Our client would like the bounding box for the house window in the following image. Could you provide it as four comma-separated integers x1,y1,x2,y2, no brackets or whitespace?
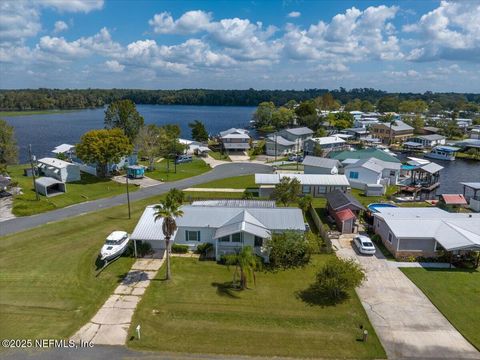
389,170,396,177
254,236,263,247
349,171,359,179
219,235,230,242
302,185,311,194
186,230,200,242
231,233,243,243
388,232,393,243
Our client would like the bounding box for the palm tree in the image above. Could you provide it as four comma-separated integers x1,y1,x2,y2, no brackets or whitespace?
154,196,183,280
380,113,397,145
225,246,260,290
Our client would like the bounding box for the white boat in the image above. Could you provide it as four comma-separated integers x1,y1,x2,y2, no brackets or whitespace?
424,146,460,161
100,231,130,261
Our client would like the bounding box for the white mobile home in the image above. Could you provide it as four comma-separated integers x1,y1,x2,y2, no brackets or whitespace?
37,157,81,182
302,156,342,175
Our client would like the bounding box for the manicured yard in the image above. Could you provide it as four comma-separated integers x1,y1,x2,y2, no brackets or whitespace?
209,151,231,161
144,158,211,182
128,256,385,359
401,268,480,350
7,164,138,216
195,174,256,189
0,202,145,339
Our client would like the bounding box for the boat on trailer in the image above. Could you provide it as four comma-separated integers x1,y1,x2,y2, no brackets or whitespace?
424,146,460,161
100,231,130,261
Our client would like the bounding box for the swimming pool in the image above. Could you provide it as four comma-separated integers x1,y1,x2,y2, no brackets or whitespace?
367,203,398,213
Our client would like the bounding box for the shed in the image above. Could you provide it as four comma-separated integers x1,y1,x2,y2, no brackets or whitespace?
334,208,356,234
35,177,66,197
365,184,385,196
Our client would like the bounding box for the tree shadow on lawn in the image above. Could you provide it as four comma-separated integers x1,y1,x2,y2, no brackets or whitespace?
211,281,242,299
296,284,350,307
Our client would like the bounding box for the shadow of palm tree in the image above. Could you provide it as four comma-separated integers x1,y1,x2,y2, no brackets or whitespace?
296,284,349,307
211,281,241,299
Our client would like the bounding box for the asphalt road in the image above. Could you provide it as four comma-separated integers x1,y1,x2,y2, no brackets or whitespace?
0,163,271,237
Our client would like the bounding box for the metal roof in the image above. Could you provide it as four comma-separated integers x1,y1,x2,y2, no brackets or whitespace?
37,157,72,169
345,157,401,172
403,141,424,148
302,156,340,169
440,194,467,205
284,127,313,136
267,135,296,146
329,148,401,163
35,177,63,187
130,206,168,241
461,182,480,190
213,210,271,239
419,162,443,174
374,207,480,251
325,190,365,211
219,128,249,137
309,136,346,145
391,121,414,131
415,134,446,141
191,200,276,208
52,144,75,154
336,208,356,221
255,173,350,186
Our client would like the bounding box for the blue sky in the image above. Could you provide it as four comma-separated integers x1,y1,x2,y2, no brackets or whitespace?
0,0,479,92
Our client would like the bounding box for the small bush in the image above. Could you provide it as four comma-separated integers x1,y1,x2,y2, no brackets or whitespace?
171,244,189,254
196,242,214,256
266,231,311,269
124,240,153,258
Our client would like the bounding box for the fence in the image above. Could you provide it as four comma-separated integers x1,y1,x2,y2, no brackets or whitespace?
308,206,333,252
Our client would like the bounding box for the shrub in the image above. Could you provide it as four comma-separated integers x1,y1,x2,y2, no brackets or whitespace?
124,240,153,258
266,231,311,269
171,244,189,254
195,242,214,256
313,257,365,303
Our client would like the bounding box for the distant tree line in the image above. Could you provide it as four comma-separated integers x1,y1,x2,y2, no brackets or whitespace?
0,88,479,111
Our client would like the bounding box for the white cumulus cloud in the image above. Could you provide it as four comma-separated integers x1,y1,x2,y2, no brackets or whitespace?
105,60,125,72
53,20,68,33
287,11,301,18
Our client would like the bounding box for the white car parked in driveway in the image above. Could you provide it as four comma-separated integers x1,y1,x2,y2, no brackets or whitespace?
353,235,376,255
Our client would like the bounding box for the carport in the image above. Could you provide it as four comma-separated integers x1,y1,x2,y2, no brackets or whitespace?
35,177,66,197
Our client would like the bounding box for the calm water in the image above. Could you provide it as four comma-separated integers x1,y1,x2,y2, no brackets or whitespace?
3,105,255,163
4,105,479,194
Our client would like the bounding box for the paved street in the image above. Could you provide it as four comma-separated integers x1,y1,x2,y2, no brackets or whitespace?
333,236,480,360
0,163,271,237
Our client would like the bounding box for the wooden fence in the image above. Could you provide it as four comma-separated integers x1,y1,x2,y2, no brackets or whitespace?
308,206,333,252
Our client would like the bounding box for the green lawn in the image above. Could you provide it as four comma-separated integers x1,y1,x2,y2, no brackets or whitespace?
8,164,138,217
401,268,480,350
128,256,385,359
144,158,211,182
195,174,256,189
209,151,231,161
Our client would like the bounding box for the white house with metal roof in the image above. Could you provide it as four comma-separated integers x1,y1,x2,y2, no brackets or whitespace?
407,134,446,148
130,200,306,261
219,128,250,152
255,173,350,197
303,136,348,156
265,127,313,156
344,157,401,192
37,157,81,183
373,207,480,258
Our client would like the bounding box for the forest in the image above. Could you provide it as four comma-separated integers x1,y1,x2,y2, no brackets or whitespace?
0,88,479,111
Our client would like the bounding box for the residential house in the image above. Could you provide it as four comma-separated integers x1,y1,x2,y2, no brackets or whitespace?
302,156,342,175
37,157,81,183
130,200,306,261
469,128,480,140
344,157,401,192
329,148,401,165
255,173,350,198
303,136,348,156
219,128,251,152
370,121,414,144
407,135,446,148
265,135,296,156
373,207,480,259
340,128,370,140
325,190,365,233
419,126,440,135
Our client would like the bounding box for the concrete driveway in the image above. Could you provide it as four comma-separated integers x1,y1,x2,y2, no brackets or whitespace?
334,236,480,360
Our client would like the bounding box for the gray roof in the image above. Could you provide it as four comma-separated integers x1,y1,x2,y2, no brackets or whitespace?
302,156,341,169
255,173,350,186
345,157,401,172
414,134,446,141
219,128,249,137
423,126,440,132
35,177,63,186
284,127,314,136
419,162,443,174
391,121,414,131
131,204,305,241
374,207,480,251
344,128,369,134
267,135,295,146
191,200,276,208
461,182,480,190
325,190,365,211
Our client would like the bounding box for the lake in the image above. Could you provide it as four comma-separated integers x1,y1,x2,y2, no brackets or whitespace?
3,105,256,163
3,104,479,194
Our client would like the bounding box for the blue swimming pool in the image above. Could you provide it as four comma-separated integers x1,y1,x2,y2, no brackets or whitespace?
367,203,398,213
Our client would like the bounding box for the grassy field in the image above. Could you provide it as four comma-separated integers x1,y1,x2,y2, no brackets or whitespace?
7,164,137,216
401,268,480,350
0,110,76,117
195,174,256,189
144,158,211,182
0,201,148,339
128,256,385,358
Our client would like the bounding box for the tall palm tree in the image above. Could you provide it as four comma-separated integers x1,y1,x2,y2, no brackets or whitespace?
225,246,260,290
380,113,397,145
154,197,183,280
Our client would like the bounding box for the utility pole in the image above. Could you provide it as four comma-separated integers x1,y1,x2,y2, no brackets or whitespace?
126,174,131,219
29,144,39,201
